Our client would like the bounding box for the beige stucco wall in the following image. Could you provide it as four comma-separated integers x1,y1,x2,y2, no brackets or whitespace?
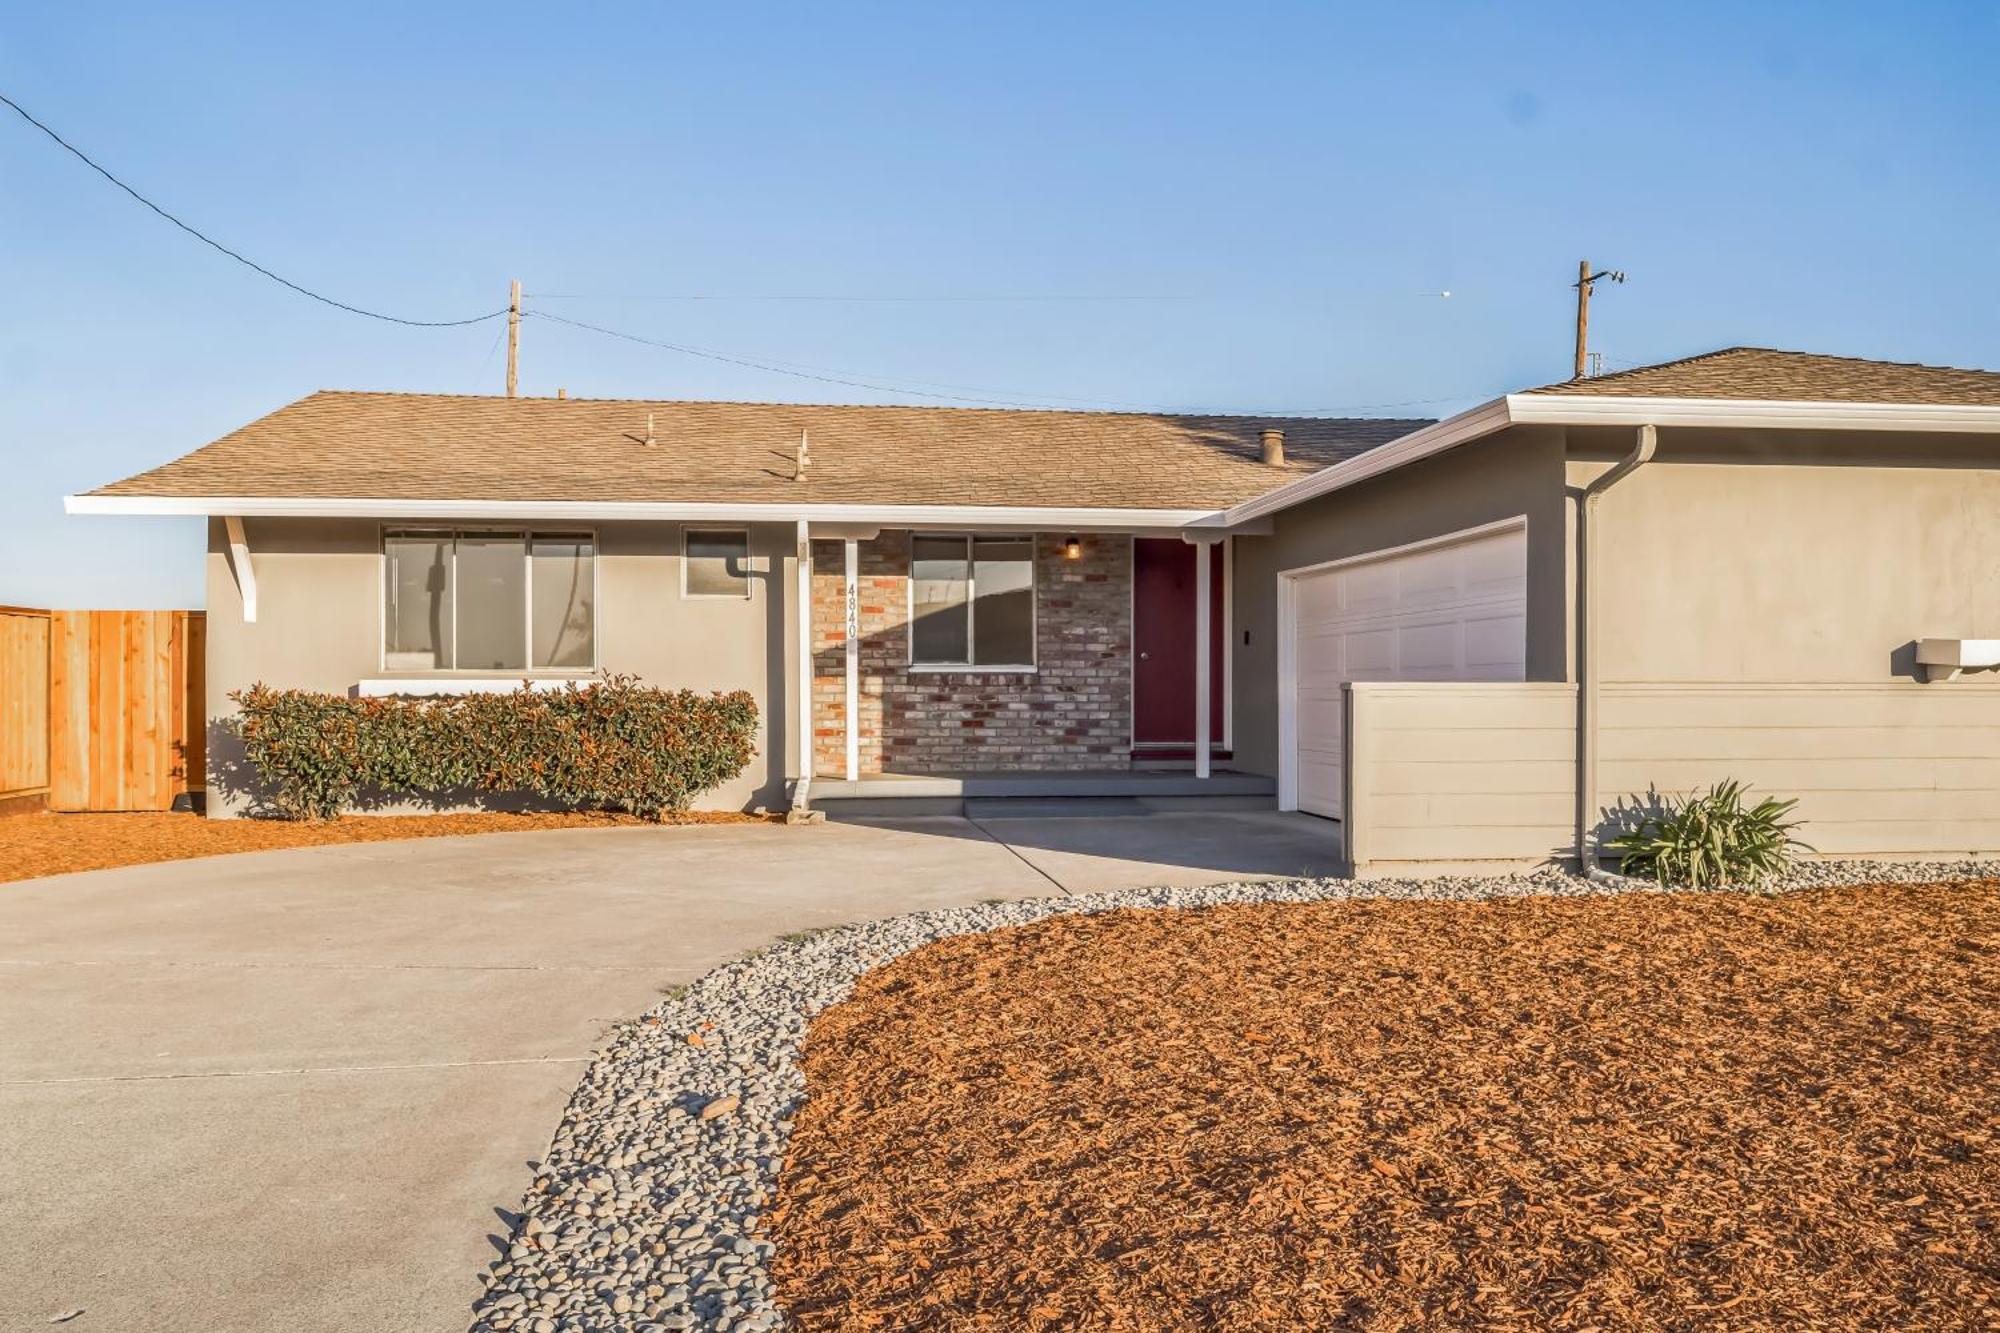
1573,446,2000,684
203,518,799,816
1230,427,1572,779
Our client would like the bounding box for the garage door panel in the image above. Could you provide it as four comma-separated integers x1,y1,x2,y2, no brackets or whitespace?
1393,545,1462,603
1342,627,1397,674
1296,757,1344,818
1467,559,1528,598
1289,526,1528,821
1295,693,1346,749
1295,575,1347,620
1340,559,1399,613
1394,621,1462,674
1464,612,1528,673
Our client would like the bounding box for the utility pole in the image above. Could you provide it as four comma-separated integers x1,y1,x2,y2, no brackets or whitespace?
1572,260,1625,379
506,279,522,397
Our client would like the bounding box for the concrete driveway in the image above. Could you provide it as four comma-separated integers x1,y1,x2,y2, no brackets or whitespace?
1,809,1340,1333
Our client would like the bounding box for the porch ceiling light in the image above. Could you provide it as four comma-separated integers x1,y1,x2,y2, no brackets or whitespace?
1062,534,1083,560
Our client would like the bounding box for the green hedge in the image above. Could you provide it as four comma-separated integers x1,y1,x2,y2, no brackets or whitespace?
228,677,759,821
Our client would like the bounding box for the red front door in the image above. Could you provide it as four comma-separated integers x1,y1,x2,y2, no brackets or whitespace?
1132,538,1225,748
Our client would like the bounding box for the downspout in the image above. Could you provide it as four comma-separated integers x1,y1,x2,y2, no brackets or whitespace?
1576,423,1657,878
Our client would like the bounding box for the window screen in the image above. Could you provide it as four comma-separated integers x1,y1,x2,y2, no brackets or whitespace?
911,536,972,664
454,533,527,669
384,531,453,670
970,537,1034,666
686,530,751,597
531,534,595,669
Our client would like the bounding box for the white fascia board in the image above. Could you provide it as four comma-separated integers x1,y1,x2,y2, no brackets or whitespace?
1221,396,1514,526
1506,394,2000,434
62,493,1223,531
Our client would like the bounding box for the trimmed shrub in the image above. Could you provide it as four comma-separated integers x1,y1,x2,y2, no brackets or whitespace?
1604,780,1811,888
229,676,758,821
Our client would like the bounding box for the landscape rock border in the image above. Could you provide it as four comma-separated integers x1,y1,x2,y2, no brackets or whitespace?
466,859,1998,1333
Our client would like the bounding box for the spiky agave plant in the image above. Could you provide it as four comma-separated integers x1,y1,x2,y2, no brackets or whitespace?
1604,780,1810,888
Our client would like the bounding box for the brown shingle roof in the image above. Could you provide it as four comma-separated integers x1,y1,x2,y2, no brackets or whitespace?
1526,347,2000,405
88,392,1426,510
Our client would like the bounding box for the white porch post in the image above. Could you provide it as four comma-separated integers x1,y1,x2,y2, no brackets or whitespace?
843,537,860,781
1193,536,1213,780
793,519,814,813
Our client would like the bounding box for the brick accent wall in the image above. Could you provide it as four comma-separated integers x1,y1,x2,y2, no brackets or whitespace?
811,532,1132,775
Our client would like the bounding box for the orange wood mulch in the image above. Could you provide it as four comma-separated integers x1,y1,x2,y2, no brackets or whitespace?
770,882,2000,1331
0,808,773,885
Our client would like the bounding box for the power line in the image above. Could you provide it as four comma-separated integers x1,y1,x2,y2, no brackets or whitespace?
529,310,1466,416
528,310,1138,409
0,89,508,328
526,292,1196,303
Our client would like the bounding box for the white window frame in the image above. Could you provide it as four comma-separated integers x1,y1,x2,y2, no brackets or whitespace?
379,525,599,675
680,527,754,600
906,533,1039,673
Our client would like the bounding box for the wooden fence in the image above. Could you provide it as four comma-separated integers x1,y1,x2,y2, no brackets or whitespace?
0,608,205,813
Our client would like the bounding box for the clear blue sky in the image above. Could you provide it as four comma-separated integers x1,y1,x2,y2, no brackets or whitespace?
3,2,1994,608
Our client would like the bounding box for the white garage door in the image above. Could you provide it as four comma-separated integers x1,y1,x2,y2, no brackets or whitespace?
1290,525,1528,818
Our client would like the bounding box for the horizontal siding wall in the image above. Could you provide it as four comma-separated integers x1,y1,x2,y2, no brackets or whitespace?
1346,681,2000,872
1347,683,1576,868
1599,685,2000,859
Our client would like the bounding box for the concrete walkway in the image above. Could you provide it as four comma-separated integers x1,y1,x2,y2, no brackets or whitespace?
1,810,1341,1333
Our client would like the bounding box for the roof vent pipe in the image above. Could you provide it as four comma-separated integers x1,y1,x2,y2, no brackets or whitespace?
644,413,656,447
1260,427,1286,466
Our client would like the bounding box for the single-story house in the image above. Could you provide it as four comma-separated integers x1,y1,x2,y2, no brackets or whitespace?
69,347,2000,873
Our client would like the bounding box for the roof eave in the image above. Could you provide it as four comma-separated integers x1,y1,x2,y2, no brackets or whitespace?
1221,393,2000,526
61,493,1230,531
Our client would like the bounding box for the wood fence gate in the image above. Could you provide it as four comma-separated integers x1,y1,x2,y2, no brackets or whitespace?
0,608,205,813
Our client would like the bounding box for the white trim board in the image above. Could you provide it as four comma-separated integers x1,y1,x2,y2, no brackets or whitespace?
68,493,1224,530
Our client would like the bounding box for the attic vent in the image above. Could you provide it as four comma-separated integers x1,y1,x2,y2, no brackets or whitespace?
1260,427,1285,466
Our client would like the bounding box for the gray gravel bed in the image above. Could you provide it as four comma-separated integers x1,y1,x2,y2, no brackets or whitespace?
466,858,1997,1332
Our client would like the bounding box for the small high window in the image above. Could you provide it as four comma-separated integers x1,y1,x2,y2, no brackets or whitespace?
910,535,1035,668
383,529,594,671
684,530,752,598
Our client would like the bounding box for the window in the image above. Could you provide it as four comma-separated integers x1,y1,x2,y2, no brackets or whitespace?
684,529,751,597
384,531,453,670
910,535,1035,668
530,534,596,668
383,529,594,671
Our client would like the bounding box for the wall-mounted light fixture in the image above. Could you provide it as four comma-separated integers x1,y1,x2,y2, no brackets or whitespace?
1062,535,1083,561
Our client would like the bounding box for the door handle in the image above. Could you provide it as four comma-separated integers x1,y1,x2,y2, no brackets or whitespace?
1139,651,1150,660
